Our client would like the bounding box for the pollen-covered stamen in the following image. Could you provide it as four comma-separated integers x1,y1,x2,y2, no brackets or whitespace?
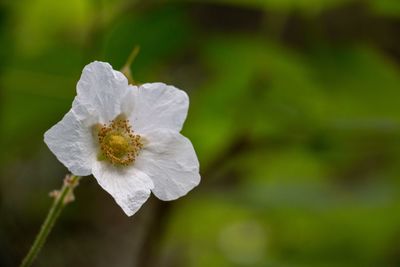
97,117,142,166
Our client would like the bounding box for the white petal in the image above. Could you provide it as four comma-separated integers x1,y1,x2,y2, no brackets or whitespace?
135,130,200,201
44,106,96,176
76,61,132,123
92,161,154,216
128,83,189,133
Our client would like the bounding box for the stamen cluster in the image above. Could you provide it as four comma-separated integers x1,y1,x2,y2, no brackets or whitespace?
98,117,142,166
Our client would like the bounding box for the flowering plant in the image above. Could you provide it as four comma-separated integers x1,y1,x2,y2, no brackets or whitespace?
20,60,200,267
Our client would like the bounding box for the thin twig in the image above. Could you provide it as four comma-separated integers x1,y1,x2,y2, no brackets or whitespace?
19,174,81,267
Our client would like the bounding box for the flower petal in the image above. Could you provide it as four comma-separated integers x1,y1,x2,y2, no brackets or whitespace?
129,83,189,133
135,130,200,201
76,61,131,123
92,162,154,216
44,107,96,176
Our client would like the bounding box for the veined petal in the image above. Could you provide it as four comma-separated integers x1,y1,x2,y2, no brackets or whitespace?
76,61,131,123
44,108,97,176
135,130,200,201
92,162,154,216
129,83,189,133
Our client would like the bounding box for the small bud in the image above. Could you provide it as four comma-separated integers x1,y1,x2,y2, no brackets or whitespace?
49,190,60,198
64,174,79,188
63,192,75,204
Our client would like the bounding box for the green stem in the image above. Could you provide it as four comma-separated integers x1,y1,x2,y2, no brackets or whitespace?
121,45,140,84
20,175,81,267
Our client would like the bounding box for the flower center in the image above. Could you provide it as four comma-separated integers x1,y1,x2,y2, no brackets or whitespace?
97,116,142,166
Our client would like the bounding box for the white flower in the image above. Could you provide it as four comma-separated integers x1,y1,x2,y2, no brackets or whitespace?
44,61,200,216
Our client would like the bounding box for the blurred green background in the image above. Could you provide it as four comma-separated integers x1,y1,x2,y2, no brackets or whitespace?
1,0,400,266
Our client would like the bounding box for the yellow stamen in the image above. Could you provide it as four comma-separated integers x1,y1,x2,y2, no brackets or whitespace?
97,116,142,166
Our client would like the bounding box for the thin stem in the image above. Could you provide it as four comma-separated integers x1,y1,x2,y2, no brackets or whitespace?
20,174,81,267
121,45,140,84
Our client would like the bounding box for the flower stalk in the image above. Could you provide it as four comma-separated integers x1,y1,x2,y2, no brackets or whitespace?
20,174,81,267
121,45,140,84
